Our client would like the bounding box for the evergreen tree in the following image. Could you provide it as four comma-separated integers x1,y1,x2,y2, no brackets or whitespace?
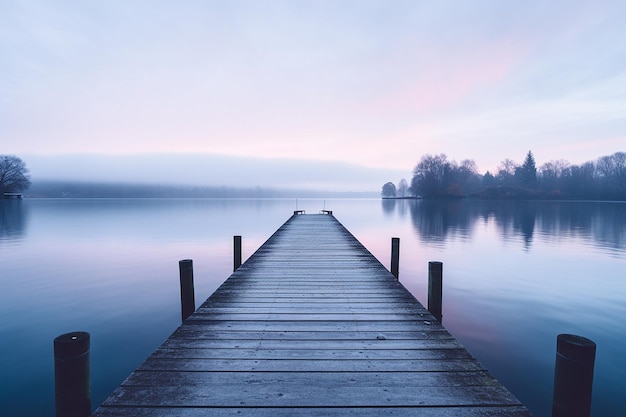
516,151,538,188
482,171,496,187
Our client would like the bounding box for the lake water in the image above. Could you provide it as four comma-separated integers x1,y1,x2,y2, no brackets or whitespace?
1,198,625,416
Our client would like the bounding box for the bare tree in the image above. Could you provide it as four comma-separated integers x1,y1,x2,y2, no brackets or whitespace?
397,179,408,197
539,159,570,191
0,155,31,194
496,158,518,186
410,154,450,197
596,152,626,198
381,182,397,198
457,159,481,193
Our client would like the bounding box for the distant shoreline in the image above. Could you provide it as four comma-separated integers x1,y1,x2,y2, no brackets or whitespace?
381,196,626,202
23,180,378,199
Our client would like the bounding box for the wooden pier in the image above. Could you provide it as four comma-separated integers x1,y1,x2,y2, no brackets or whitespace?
92,213,532,416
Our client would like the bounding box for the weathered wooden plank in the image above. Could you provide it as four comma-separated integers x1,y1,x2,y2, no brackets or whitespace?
167,328,454,342
137,357,486,372
203,295,415,302
102,384,520,407
206,284,412,291
207,290,411,296
214,281,405,289
210,291,407,296
160,337,462,350
149,347,473,360
186,313,434,322
202,296,416,303
160,333,461,346
120,370,497,387
171,320,443,332
93,214,531,416
93,406,533,417
196,303,425,310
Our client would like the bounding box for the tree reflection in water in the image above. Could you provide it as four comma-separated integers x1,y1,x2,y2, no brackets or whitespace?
0,200,28,241
395,199,626,253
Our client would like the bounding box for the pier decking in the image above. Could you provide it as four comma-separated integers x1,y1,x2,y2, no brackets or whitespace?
93,213,531,416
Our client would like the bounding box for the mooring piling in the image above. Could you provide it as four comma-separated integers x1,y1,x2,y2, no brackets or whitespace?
428,261,443,323
390,237,400,279
178,259,195,322
54,331,91,417
552,333,596,417
233,235,242,271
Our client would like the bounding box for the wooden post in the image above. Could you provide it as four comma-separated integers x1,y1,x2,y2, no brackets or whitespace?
54,331,91,417
552,334,596,417
428,261,443,322
234,235,242,271
179,259,195,322
390,237,400,279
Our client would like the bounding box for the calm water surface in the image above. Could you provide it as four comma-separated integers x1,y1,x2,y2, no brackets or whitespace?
1,198,625,416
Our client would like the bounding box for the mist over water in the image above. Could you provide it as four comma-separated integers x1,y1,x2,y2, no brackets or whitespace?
23,153,407,192
1,198,624,416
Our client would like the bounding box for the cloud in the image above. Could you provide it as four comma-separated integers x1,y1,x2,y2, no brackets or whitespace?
2,0,626,181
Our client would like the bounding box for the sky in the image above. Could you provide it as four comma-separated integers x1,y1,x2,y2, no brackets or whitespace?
1,0,626,191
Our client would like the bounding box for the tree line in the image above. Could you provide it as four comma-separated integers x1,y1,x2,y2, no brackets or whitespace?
382,150,626,200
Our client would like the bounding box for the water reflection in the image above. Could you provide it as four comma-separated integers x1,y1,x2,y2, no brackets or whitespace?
390,200,626,252
1,198,624,416
380,199,626,416
0,201,28,241
407,200,473,244
381,198,396,216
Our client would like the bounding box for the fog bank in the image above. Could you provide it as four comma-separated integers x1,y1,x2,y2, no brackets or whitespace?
24,153,408,193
